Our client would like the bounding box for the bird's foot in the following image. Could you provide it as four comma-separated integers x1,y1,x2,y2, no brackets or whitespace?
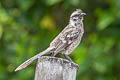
70,61,80,70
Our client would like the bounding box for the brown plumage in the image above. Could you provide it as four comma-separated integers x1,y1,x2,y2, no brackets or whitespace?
15,9,86,71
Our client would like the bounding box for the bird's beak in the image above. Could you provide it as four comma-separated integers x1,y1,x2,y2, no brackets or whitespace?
81,13,86,16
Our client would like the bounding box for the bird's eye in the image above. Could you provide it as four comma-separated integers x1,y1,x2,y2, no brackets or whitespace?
73,19,77,21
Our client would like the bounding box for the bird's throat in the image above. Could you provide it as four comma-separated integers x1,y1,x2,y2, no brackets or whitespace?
70,20,82,27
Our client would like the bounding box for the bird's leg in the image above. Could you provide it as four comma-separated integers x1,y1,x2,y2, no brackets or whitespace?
63,54,79,69
51,51,58,57
51,52,55,57
63,54,73,62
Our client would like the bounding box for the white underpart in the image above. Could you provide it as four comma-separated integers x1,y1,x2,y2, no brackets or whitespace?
70,20,76,26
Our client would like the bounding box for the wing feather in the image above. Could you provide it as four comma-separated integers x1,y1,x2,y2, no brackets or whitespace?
50,25,80,53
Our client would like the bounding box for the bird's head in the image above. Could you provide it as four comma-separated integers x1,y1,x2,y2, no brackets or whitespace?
70,9,86,26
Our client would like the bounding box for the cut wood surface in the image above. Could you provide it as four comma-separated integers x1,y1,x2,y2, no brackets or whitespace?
34,56,78,80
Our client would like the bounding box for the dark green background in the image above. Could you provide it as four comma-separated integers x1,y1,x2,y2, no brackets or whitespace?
0,0,120,80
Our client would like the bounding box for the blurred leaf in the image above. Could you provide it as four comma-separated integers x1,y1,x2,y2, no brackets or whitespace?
40,15,56,30
17,0,34,11
7,64,15,72
89,33,97,44
104,38,114,53
0,9,9,23
69,0,80,6
114,0,120,8
97,13,114,30
44,0,62,6
72,45,87,63
94,62,106,73
95,9,114,30
0,25,3,39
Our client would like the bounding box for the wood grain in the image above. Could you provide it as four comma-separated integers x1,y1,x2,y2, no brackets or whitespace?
34,56,78,80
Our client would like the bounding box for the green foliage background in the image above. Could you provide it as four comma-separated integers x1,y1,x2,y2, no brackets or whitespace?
0,0,120,80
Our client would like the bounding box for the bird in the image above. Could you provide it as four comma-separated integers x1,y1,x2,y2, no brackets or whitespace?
15,9,86,71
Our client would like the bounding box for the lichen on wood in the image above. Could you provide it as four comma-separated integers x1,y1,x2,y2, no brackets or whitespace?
34,56,78,80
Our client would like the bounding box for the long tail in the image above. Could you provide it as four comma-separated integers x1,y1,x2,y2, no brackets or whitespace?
15,47,54,72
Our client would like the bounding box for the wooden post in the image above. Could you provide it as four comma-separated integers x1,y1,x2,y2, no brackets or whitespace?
34,56,78,80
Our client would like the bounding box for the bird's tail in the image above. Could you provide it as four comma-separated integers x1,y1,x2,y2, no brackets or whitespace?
15,47,54,72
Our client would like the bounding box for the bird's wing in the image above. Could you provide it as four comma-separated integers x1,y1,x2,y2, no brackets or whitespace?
50,25,70,47
65,29,80,45
50,25,75,46
50,26,80,52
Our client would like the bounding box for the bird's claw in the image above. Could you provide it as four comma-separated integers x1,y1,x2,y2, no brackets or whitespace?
70,61,80,70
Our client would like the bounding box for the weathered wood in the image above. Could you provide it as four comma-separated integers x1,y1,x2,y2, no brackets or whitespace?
34,56,78,80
